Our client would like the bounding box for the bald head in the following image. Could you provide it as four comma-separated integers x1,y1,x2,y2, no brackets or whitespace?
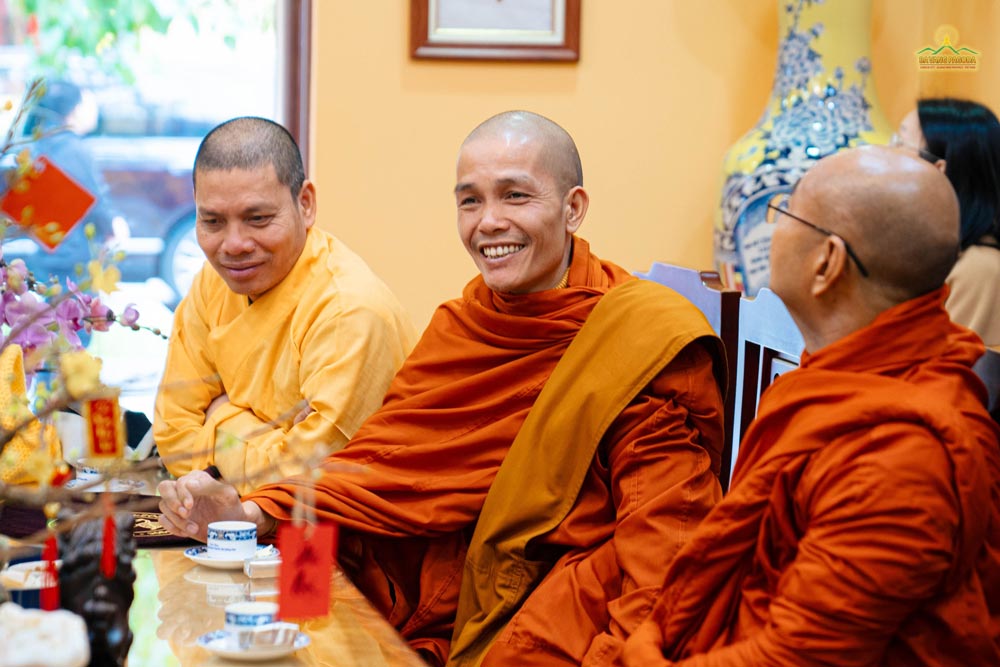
794,145,959,303
462,111,582,194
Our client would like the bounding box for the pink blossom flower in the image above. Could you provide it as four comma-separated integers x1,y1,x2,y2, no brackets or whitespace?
0,290,14,325
6,259,29,295
11,320,56,350
121,303,139,327
87,297,114,332
5,291,52,328
4,292,56,350
55,297,86,346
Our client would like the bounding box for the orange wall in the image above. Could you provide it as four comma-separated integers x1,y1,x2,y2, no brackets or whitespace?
311,1,1000,329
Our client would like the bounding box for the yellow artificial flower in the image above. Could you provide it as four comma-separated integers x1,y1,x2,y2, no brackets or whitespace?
87,260,120,294
59,350,104,399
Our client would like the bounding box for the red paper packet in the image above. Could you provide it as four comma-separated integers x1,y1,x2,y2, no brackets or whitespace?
83,395,124,459
277,522,338,620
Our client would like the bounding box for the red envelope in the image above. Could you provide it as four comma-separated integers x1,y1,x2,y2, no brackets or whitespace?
84,395,124,458
277,522,338,620
1,156,95,251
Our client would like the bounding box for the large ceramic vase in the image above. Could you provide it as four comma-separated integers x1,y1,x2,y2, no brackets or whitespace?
715,0,891,294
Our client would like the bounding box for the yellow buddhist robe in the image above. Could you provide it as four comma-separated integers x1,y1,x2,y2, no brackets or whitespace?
153,227,416,493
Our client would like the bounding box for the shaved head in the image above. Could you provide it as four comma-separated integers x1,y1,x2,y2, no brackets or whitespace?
462,111,582,194
195,117,305,199
793,145,959,303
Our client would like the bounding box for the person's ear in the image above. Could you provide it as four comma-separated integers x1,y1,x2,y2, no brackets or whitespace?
298,180,317,229
564,186,588,234
810,235,850,296
934,158,947,173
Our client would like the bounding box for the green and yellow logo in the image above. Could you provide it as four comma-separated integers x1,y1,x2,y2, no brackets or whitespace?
917,25,979,71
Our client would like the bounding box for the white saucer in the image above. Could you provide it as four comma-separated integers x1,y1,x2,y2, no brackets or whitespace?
196,629,310,662
184,566,245,586
183,545,279,571
63,477,148,493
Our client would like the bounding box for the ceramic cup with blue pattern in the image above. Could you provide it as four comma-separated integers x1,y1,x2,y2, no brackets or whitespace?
207,520,257,560
224,601,278,639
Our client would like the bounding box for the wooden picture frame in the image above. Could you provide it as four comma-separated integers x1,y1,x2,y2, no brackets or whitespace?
410,0,580,62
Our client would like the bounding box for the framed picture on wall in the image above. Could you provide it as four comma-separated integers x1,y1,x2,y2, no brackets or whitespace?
410,0,581,61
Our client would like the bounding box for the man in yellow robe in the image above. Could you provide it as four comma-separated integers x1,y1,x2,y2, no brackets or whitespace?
154,117,415,493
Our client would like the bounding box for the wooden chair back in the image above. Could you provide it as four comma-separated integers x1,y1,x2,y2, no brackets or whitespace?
728,288,804,487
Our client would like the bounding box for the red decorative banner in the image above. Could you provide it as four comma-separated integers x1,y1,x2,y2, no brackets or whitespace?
0,156,95,251
277,522,337,620
101,495,116,579
40,534,59,611
84,396,124,459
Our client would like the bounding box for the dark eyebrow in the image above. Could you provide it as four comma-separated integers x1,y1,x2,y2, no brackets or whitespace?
197,204,276,218
454,175,536,196
242,206,276,215
496,176,533,189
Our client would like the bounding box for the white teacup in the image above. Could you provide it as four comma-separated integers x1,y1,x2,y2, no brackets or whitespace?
75,465,102,485
224,601,278,636
207,521,257,560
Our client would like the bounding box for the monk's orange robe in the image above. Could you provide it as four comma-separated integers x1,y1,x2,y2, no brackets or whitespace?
246,238,726,665
606,288,1000,667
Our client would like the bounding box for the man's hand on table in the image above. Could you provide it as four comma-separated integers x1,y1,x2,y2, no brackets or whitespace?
157,470,276,541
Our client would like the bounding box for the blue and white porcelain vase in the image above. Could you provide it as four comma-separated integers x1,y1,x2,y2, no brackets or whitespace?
714,0,892,294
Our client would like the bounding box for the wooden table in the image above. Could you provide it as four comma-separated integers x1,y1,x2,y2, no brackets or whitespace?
128,548,427,666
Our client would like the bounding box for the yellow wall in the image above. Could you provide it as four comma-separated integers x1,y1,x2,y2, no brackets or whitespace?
311,1,1000,329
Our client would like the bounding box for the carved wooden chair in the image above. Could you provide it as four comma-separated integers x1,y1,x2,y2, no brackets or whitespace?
728,288,804,488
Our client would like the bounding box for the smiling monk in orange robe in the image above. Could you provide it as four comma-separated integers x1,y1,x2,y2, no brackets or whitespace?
598,146,1000,667
157,111,728,666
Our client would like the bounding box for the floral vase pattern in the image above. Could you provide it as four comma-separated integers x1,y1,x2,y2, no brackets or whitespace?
715,0,891,294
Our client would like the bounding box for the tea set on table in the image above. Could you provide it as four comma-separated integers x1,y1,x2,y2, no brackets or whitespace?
185,520,310,661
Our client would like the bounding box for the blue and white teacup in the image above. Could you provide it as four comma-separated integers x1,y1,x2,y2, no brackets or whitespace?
207,521,257,560
224,601,278,644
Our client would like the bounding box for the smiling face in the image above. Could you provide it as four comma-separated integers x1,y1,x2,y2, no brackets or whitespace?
455,133,586,293
194,164,315,300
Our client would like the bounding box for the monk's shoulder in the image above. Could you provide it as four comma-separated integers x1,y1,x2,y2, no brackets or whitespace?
799,421,957,512
294,232,411,330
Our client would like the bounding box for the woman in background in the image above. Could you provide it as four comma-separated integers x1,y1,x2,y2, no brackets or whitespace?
895,98,1000,347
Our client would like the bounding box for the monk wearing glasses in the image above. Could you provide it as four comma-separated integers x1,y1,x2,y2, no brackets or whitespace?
600,145,1000,667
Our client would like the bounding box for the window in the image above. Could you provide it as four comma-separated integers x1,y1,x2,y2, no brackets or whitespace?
0,0,311,417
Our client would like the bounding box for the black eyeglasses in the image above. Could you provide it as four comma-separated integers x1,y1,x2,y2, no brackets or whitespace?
765,194,870,278
889,133,942,164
